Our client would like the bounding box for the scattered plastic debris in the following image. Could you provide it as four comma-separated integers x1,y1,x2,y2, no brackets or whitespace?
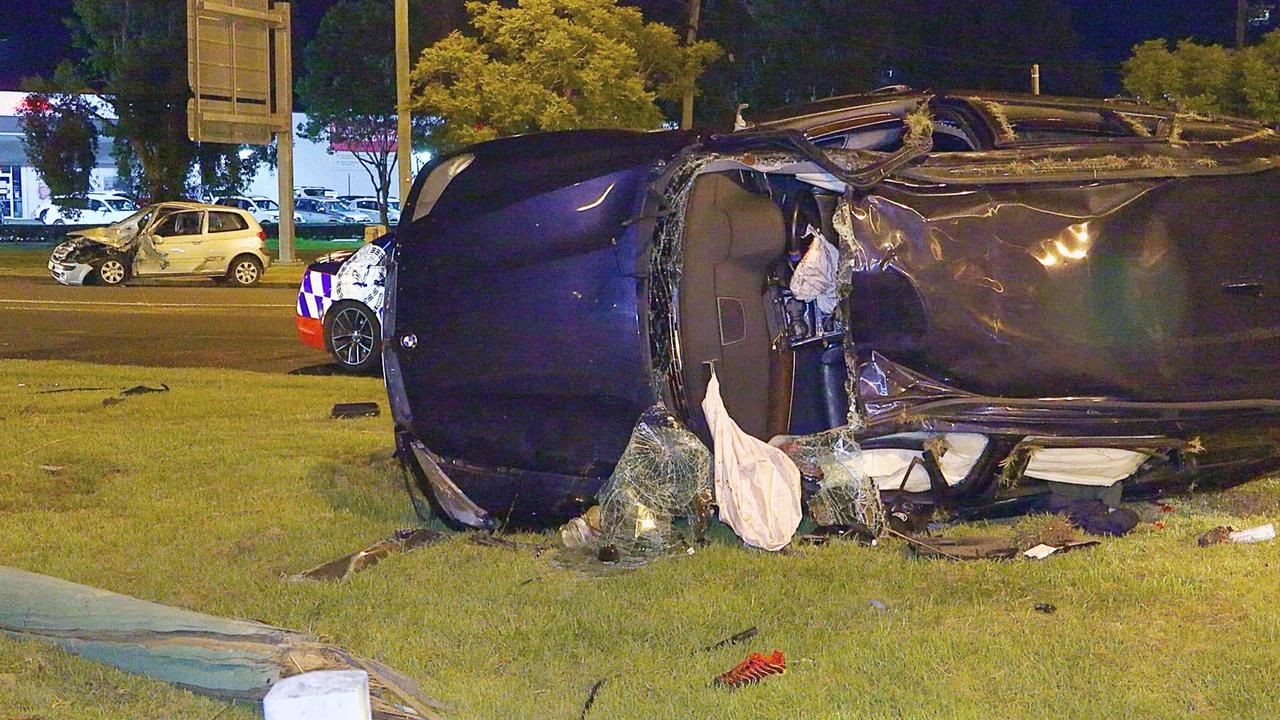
38,465,64,474
712,650,786,688
1035,603,1057,614
1228,523,1276,544
331,402,380,419
1023,540,1100,560
702,627,759,652
288,528,444,582
868,599,888,611
1199,523,1276,546
559,506,602,549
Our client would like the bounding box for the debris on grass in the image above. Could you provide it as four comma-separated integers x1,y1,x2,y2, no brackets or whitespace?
1200,523,1276,546
0,566,449,719
331,402,380,419
287,528,445,582
122,384,170,396
579,678,607,720
467,534,550,555
712,650,786,689
868,599,888,611
1035,603,1057,614
702,627,759,653
908,535,1021,560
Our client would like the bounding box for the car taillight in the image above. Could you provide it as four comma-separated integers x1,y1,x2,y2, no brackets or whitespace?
257,230,267,241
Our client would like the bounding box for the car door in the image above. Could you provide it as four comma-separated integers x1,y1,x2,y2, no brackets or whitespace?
204,210,251,272
141,210,207,274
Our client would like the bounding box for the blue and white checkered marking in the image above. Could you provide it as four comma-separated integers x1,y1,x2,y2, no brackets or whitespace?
297,270,335,320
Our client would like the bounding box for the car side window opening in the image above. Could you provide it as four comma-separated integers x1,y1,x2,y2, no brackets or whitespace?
208,211,248,233
153,211,203,237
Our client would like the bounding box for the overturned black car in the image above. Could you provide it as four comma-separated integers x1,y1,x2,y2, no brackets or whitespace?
381,88,1280,528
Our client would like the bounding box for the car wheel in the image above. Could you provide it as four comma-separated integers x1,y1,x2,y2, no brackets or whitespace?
96,258,127,286
227,255,263,287
324,301,381,372
53,218,65,226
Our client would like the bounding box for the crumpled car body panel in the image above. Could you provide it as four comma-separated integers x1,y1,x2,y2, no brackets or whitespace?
385,92,1280,525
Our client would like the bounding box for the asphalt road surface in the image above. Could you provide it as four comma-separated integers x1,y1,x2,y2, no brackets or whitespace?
0,276,335,373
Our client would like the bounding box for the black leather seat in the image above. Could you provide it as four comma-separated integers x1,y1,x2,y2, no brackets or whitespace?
679,173,786,439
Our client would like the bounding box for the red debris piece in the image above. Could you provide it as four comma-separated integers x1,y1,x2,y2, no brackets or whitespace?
712,650,786,688
1154,521,1166,529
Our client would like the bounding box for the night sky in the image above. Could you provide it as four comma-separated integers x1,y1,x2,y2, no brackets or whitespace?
0,0,1248,93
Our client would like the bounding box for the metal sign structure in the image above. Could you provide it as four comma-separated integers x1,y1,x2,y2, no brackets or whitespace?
187,0,298,263
187,0,290,144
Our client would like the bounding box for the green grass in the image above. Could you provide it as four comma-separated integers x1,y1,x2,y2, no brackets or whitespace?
4,359,1280,719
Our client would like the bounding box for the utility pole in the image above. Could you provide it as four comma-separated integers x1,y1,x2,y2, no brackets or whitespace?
395,0,413,206
680,0,701,130
276,5,296,264
1236,0,1247,49
1031,64,1040,95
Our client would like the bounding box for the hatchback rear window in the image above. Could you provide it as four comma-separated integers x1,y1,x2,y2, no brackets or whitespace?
208,211,249,233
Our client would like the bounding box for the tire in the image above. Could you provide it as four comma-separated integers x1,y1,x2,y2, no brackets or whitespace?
95,258,128,286
226,255,263,287
324,301,381,372
53,218,65,226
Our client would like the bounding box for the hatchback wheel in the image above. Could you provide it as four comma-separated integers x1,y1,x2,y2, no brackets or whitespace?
227,256,263,287
96,258,127,285
324,301,381,372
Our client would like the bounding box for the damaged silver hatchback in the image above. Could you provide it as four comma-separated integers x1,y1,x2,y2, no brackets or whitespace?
48,202,271,287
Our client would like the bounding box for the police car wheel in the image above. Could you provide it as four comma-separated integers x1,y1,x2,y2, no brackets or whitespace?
96,259,127,286
325,301,381,372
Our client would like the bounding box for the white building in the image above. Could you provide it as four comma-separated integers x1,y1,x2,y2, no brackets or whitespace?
0,91,428,220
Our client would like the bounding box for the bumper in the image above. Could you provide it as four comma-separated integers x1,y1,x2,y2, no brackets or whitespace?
48,260,93,286
295,315,325,351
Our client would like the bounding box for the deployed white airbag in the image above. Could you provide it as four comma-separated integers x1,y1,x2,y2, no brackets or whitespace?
1024,447,1149,486
857,433,989,492
702,370,802,551
789,228,841,314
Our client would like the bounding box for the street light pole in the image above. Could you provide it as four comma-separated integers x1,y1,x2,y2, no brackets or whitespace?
395,0,412,205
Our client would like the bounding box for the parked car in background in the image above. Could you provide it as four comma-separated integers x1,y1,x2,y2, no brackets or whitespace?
294,197,366,224
36,192,138,225
336,196,401,224
213,195,281,224
296,186,336,198
294,237,391,371
48,202,270,286
381,88,1280,529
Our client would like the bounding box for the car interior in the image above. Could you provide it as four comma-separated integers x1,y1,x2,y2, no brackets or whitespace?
676,105,986,443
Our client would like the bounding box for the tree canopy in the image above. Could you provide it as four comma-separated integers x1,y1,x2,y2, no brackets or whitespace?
410,0,721,149
1123,29,1280,122
20,0,262,204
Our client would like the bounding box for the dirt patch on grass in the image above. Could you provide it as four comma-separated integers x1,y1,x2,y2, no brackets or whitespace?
0,462,116,513
306,451,417,524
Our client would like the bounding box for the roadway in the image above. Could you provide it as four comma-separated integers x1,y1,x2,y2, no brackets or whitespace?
0,275,336,373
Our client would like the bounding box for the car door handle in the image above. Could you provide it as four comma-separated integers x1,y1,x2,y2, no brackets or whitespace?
1220,279,1265,297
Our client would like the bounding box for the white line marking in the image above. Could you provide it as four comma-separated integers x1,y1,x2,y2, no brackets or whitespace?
0,298,293,309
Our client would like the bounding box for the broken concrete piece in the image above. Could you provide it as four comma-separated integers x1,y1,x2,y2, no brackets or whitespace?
0,566,446,719
288,528,444,582
264,670,372,720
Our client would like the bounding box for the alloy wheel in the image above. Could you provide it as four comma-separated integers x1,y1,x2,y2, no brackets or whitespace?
233,261,259,285
99,260,126,285
330,307,376,367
